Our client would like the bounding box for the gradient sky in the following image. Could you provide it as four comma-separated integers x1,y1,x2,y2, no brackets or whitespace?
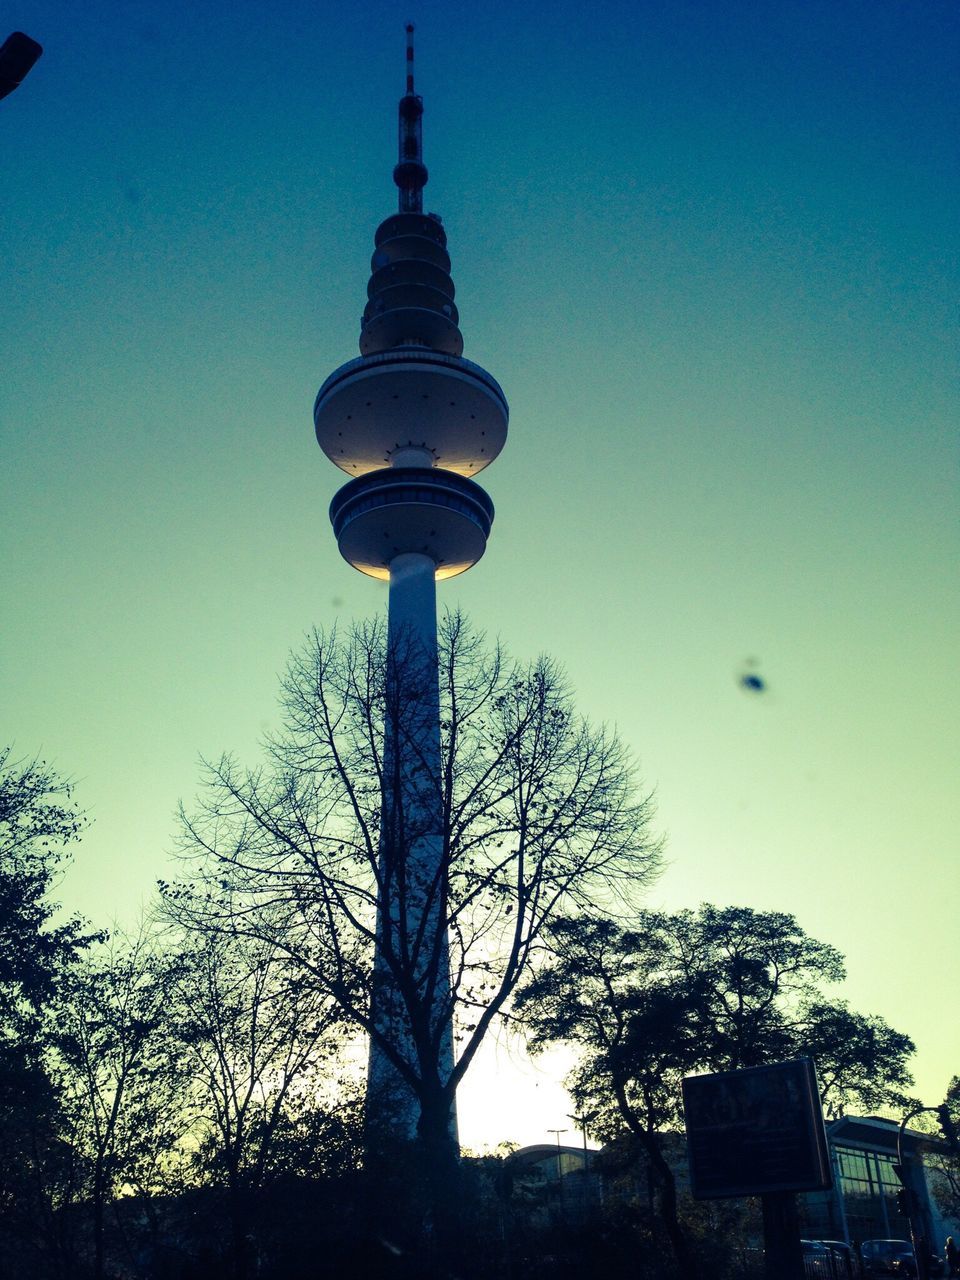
2,0,957,1150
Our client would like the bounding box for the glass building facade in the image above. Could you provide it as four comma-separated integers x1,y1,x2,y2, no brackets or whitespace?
799,1117,943,1252
833,1145,912,1244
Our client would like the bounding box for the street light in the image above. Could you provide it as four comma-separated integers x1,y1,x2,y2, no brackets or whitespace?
547,1127,568,1184
568,1111,595,1186
0,32,43,102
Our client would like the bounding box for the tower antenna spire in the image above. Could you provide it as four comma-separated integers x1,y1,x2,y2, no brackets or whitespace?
394,22,426,213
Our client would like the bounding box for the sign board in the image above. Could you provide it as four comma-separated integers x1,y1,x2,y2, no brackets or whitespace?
682,1058,832,1199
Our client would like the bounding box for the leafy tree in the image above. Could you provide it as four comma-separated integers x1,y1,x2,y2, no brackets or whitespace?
166,614,661,1234
928,1076,960,1225
0,1038,81,1280
515,906,916,1280
0,749,92,1040
515,914,703,1277
797,999,917,1119
0,750,96,1278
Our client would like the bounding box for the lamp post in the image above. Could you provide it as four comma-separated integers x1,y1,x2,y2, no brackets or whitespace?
568,1111,596,1208
568,1112,592,1175
547,1128,568,1198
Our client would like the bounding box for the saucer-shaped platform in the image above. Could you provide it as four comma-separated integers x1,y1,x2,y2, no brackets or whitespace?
315,350,508,477
330,467,494,579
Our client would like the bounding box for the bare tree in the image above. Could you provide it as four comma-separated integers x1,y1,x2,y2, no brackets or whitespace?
163,926,352,1280
53,925,184,1280
167,613,661,1197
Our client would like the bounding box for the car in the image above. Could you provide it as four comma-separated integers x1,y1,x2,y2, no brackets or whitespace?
860,1240,946,1278
860,1239,917,1276
821,1240,857,1277
802,1239,835,1277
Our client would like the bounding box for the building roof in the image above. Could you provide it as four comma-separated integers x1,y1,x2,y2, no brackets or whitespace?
826,1116,948,1157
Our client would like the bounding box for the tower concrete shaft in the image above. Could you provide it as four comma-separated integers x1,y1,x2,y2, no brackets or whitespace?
368,552,455,1141
314,28,507,1146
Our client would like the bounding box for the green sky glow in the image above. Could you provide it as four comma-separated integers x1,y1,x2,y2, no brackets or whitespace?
2,0,957,1147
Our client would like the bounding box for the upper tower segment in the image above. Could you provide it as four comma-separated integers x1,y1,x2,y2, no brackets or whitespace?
362,25,460,359
315,29,508,578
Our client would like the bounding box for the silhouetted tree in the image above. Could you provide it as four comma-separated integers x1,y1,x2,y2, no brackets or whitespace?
167,614,661,1244
0,749,93,1037
928,1076,960,1226
515,906,916,1280
516,914,704,1278
0,750,97,1278
53,925,185,1280
162,925,354,1280
798,998,917,1119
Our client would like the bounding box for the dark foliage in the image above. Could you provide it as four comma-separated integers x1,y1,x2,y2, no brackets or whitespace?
514,905,916,1280
0,749,94,1033
0,750,97,1278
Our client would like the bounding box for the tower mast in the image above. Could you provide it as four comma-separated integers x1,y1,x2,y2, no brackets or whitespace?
395,23,426,215
314,29,508,1149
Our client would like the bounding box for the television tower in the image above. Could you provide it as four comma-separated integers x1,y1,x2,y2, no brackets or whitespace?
314,26,508,1144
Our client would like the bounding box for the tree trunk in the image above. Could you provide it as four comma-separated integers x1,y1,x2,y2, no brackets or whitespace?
92,1153,106,1280
416,1091,463,1274
645,1137,701,1280
227,1172,250,1280
613,1078,700,1280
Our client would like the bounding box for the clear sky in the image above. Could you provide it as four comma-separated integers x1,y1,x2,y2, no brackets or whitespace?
2,0,957,1151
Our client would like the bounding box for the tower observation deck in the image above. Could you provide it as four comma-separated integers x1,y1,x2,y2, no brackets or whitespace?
314,27,508,1147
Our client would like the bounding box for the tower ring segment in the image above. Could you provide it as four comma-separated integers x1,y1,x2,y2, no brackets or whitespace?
329,467,494,580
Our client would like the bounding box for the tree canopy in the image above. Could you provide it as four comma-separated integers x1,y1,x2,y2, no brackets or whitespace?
515,905,916,1280
0,749,94,1037
928,1075,960,1226
0,751,100,1277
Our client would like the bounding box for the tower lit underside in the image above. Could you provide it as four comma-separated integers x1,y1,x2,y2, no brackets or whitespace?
314,28,508,1145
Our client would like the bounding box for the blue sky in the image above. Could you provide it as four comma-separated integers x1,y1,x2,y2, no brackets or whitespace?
2,0,957,1146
